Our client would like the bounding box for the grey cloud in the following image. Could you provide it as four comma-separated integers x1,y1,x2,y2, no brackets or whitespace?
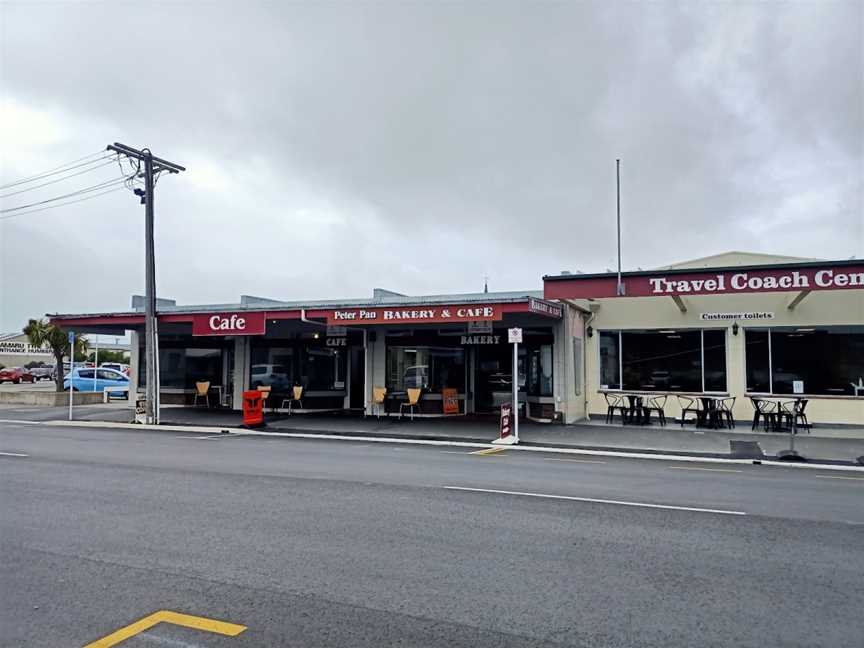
1,1,861,330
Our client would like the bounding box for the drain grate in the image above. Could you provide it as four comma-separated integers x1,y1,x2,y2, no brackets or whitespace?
730,440,766,459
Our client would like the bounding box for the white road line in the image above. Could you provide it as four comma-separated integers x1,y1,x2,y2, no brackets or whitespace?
0,451,29,457
815,475,864,481
443,486,747,516
543,457,607,464
669,466,742,473
440,450,470,454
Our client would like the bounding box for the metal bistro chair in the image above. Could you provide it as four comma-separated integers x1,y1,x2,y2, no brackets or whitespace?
778,399,810,433
281,386,304,415
750,397,777,432
644,395,668,426
603,392,627,424
676,395,701,427
399,388,422,421
719,397,736,429
193,381,210,408
367,386,387,420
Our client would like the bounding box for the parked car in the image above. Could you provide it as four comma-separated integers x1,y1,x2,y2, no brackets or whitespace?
100,362,131,376
63,367,130,396
250,364,290,390
0,367,35,384
29,366,53,381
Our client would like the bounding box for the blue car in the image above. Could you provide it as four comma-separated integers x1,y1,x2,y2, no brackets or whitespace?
63,367,130,396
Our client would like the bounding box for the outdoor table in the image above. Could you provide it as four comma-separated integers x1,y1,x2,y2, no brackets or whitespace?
622,394,649,425
696,396,725,429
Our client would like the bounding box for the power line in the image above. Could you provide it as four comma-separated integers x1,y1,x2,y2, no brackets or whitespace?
0,156,119,199
0,151,109,190
0,176,129,214
0,186,126,221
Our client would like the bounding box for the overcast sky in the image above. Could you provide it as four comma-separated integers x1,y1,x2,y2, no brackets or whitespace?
1,0,861,331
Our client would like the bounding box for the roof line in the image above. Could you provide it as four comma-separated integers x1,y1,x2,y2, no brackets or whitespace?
544,258,862,281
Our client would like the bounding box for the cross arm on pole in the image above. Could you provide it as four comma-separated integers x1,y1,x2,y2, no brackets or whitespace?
107,143,185,174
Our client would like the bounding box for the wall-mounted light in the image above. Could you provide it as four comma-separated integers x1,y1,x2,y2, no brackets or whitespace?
732,322,739,336
587,325,594,338
313,332,320,339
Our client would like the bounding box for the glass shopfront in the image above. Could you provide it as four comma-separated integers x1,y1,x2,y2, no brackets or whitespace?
138,337,228,390
385,329,554,415
745,326,864,395
599,329,727,392
249,337,346,397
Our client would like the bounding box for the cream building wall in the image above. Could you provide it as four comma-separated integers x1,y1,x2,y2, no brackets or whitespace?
579,288,864,425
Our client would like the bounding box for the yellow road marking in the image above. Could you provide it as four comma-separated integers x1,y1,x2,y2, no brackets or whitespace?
83,610,246,647
543,457,607,464
470,447,507,456
815,475,864,481
669,466,742,473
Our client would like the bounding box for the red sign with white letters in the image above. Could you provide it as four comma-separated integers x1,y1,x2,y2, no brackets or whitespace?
544,264,864,300
326,304,503,326
192,312,267,336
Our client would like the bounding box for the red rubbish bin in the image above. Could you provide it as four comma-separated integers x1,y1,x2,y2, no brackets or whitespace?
242,390,264,427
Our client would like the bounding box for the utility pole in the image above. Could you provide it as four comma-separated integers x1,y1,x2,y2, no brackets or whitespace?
616,158,624,296
107,142,185,425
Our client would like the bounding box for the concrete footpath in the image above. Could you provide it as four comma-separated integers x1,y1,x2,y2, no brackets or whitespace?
2,403,863,465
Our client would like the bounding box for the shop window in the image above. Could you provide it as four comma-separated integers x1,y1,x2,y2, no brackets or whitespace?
527,345,553,396
300,347,346,391
250,346,294,391
387,346,465,392
599,329,727,392
745,326,864,396
140,346,223,389
599,332,620,389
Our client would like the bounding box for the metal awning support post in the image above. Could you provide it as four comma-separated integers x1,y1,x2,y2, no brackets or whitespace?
787,290,811,311
671,295,688,313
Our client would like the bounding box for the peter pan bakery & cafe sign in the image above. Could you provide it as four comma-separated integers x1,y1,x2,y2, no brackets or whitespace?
328,305,502,325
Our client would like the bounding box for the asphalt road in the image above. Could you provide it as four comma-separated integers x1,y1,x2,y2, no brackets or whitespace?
1,422,863,647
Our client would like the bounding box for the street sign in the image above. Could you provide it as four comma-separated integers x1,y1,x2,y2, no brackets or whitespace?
68,331,75,344
508,328,523,344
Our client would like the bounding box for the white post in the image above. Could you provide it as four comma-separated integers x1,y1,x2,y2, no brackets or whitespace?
513,339,519,443
93,336,99,392
68,331,74,421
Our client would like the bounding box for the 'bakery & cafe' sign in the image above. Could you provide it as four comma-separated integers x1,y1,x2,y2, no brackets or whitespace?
327,305,503,326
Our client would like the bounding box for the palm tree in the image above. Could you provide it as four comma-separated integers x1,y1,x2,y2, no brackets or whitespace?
23,319,89,392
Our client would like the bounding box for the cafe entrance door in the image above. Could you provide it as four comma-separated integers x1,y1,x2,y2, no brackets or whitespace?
475,343,525,413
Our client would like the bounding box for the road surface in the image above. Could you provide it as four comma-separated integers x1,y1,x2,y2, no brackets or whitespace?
1,421,862,647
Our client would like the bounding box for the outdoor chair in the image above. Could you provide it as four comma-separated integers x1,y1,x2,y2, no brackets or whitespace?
193,381,210,408
719,397,736,428
256,384,272,413
281,386,304,414
644,395,668,426
399,388,422,421
367,386,387,420
603,392,627,424
676,395,701,427
778,399,810,433
750,397,777,431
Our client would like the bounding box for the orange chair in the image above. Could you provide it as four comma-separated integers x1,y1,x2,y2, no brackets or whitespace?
256,384,271,412
367,387,387,419
193,381,210,408
399,388,422,421
281,385,304,414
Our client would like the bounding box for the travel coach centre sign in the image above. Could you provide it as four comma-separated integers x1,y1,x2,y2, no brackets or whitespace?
328,305,503,325
544,263,864,300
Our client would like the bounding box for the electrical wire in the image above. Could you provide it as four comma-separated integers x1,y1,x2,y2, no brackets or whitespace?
0,156,119,199
0,176,130,214
0,151,110,190
0,186,126,221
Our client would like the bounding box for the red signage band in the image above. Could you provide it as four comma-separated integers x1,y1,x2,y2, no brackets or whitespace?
544,265,864,300
327,304,504,326
192,312,267,336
